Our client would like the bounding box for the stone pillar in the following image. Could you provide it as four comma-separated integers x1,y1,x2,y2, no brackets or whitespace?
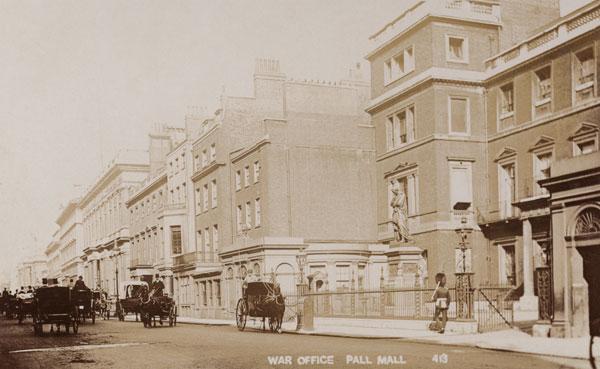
514,218,538,321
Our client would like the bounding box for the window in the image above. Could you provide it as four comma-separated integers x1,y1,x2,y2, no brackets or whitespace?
335,265,350,291
245,201,251,227
571,122,599,156
533,66,552,117
194,155,199,170
236,205,242,232
449,161,472,211
244,165,250,187
197,230,203,251
386,106,415,150
195,188,201,208
171,226,182,254
574,139,597,156
500,83,514,116
253,161,260,183
498,162,516,218
210,144,216,162
212,225,219,254
574,47,596,103
211,180,217,208
204,227,210,253
201,282,207,306
500,245,516,286
446,36,467,62
255,198,261,227
201,150,208,167
383,46,415,84
533,152,552,195
235,171,241,191
449,97,469,134
203,184,209,211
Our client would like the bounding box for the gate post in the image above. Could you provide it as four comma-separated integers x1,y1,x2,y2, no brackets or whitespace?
303,295,314,331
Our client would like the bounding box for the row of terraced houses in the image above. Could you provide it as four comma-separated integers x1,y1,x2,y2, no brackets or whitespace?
37,0,600,339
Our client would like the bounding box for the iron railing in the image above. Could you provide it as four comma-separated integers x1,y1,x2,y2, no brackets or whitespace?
308,288,458,320
303,285,518,332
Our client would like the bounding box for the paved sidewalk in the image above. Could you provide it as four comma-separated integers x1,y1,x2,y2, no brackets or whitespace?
130,316,600,361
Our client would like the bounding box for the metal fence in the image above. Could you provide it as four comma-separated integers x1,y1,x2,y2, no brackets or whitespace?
308,288,458,320
302,285,517,332
474,286,517,332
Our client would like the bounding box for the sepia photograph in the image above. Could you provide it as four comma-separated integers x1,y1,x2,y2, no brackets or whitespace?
0,0,599,368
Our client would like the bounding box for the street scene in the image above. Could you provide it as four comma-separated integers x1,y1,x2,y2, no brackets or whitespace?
0,317,593,369
1,0,600,368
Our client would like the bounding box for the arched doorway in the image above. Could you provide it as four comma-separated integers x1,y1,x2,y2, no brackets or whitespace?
571,206,600,336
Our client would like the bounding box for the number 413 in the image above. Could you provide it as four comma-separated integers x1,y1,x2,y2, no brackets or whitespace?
432,354,448,364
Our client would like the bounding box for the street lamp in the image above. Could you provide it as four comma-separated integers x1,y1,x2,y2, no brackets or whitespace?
295,248,308,331
454,212,473,320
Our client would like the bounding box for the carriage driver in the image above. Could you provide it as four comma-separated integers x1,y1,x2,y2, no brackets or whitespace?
73,276,88,290
151,274,165,297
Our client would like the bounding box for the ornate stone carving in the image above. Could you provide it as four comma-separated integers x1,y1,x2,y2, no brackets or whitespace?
574,208,600,235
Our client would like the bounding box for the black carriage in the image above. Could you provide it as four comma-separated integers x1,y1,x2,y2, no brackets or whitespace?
72,288,95,324
236,281,285,333
17,294,35,324
93,290,110,320
5,296,19,320
139,293,177,328
116,281,148,321
32,286,79,335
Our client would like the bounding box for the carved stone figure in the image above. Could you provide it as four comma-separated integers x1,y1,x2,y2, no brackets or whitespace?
391,187,410,242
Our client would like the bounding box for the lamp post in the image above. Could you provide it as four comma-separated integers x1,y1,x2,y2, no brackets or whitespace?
295,248,308,331
455,216,473,320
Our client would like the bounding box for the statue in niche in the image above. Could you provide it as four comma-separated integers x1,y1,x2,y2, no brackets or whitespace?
391,186,410,242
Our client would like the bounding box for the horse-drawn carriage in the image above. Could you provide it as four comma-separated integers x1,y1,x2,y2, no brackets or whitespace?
71,288,95,324
93,290,110,320
17,293,35,324
139,289,177,328
116,281,148,321
32,286,79,335
236,281,285,333
5,296,19,320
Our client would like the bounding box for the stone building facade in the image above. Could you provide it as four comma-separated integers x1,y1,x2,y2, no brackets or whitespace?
481,0,600,331
366,0,561,290
53,199,84,285
368,0,600,337
15,259,47,289
80,150,149,296
127,127,186,294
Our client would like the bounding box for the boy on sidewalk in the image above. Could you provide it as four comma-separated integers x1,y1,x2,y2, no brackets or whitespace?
432,273,450,334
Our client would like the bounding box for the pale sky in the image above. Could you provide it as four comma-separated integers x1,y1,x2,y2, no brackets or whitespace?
0,0,591,282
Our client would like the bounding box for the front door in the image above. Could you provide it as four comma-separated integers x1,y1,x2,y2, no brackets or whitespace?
581,246,600,336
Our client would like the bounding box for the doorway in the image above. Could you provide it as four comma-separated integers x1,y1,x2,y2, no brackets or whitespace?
580,246,600,336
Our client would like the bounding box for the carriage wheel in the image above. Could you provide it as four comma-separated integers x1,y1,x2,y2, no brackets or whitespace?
34,323,42,336
117,305,124,321
236,299,247,331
